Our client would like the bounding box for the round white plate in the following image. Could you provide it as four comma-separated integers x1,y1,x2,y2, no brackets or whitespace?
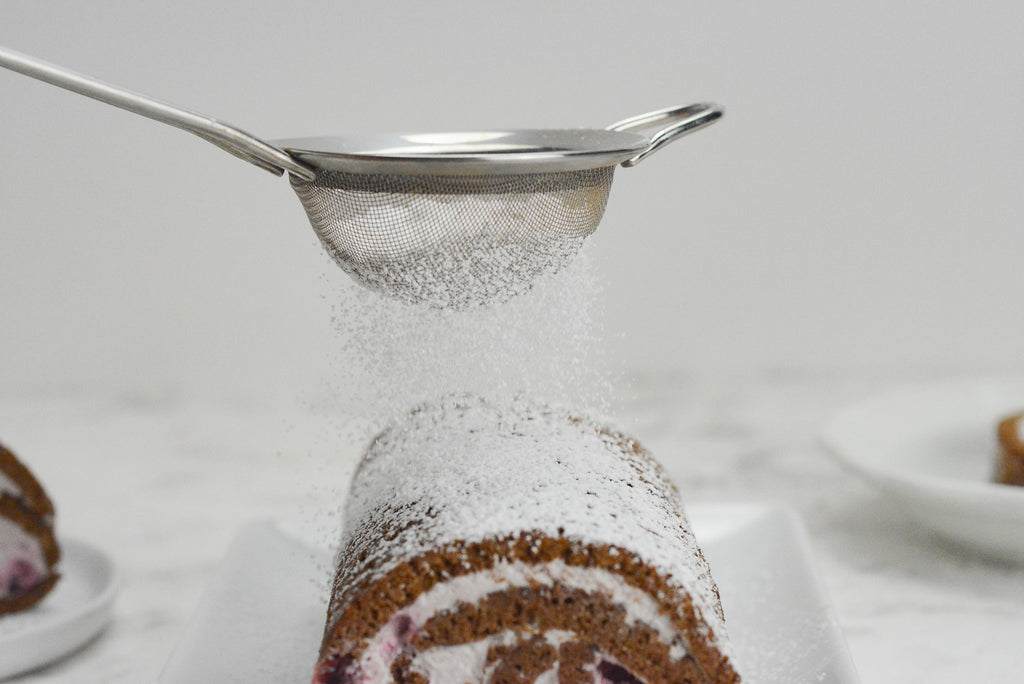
821,379,1024,563
0,539,119,678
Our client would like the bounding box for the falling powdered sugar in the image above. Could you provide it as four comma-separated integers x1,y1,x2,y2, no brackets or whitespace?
311,197,740,681
325,243,618,429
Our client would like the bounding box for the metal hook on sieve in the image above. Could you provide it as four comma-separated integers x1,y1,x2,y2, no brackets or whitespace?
607,103,724,168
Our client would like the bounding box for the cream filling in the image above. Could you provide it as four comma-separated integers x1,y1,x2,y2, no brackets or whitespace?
535,667,559,684
412,639,491,683
0,518,48,599
0,471,21,499
357,560,686,681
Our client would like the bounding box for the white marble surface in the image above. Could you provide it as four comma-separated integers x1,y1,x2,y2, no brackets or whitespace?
1,370,1023,683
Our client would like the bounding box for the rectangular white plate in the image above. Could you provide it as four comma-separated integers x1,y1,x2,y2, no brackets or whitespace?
160,504,859,683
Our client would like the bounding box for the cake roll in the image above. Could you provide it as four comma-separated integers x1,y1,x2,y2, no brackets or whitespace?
0,441,60,614
995,412,1024,486
313,396,740,683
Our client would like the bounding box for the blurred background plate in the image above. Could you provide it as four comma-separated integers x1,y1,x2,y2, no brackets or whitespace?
821,380,1024,563
0,539,119,678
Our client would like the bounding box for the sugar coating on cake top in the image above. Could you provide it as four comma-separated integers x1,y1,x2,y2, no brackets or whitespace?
336,394,729,650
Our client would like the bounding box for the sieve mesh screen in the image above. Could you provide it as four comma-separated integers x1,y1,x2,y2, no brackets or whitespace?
289,167,614,308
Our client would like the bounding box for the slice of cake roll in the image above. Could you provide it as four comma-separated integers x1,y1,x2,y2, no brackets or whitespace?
0,442,60,614
313,397,740,683
996,412,1024,486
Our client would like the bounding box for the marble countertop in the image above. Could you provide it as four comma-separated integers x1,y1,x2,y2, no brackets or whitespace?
2,370,1022,683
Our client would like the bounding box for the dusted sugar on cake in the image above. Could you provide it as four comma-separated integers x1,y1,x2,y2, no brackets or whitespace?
0,442,60,614
995,412,1024,486
313,396,740,683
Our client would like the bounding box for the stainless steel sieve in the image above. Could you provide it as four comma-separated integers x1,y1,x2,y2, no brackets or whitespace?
0,46,722,307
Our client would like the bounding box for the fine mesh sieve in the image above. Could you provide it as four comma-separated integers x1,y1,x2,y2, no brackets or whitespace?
287,168,614,307
0,46,722,307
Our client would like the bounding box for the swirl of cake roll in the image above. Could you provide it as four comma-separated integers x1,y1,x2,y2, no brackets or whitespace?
313,396,740,684
996,412,1024,486
0,441,60,615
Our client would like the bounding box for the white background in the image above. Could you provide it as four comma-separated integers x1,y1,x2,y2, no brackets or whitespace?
2,1,1023,398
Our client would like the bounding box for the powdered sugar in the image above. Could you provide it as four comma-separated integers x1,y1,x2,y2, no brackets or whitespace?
335,235,584,311
326,246,616,428
333,396,728,649
293,167,613,309
317,189,734,677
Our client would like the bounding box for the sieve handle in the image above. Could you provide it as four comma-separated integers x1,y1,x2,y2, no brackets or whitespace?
607,103,723,168
0,45,317,181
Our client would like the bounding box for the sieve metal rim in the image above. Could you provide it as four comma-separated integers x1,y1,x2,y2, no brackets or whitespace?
272,129,650,176
272,103,723,177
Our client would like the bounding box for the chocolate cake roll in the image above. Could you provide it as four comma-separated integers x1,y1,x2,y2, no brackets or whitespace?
996,412,1024,486
0,442,60,614
314,397,740,683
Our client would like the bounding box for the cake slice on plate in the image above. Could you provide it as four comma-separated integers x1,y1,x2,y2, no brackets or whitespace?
996,412,1024,486
0,442,60,614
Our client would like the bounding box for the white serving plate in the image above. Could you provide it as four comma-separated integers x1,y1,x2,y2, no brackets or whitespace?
160,504,859,684
0,539,119,678
821,379,1024,564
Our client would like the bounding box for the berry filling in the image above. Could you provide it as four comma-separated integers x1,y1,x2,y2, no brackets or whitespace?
312,654,358,684
5,559,40,594
596,660,644,684
0,556,45,599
